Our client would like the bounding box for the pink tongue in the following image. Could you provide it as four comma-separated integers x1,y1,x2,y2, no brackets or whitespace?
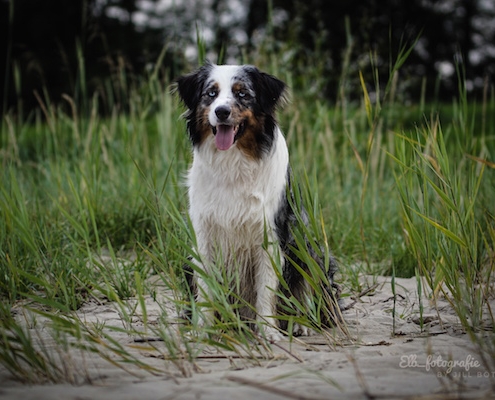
215,125,235,150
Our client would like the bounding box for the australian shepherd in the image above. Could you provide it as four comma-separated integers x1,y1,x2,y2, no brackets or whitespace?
176,62,339,341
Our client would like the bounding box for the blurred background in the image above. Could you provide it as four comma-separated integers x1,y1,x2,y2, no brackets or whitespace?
1,0,494,114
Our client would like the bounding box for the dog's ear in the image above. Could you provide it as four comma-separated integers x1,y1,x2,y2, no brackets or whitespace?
176,62,213,110
245,67,287,112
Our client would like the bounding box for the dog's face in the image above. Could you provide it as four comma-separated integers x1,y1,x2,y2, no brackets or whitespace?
177,63,286,158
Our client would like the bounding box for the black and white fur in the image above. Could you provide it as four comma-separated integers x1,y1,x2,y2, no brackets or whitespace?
176,62,339,341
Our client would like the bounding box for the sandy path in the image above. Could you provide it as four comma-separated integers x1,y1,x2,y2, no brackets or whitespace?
1,275,494,399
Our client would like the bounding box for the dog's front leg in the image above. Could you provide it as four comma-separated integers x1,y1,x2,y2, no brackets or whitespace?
192,261,215,329
255,247,284,342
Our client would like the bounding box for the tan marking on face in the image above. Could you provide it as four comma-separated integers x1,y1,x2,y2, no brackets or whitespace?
195,105,213,145
231,82,246,95
235,109,264,160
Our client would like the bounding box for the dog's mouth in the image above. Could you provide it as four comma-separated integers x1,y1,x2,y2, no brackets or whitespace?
212,122,245,151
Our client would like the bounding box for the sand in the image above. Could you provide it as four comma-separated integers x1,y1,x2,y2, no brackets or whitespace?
1,275,494,400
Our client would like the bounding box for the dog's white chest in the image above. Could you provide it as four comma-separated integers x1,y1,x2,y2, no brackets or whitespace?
189,148,267,230
187,129,289,248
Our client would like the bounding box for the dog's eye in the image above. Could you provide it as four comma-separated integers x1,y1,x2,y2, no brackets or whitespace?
207,90,217,98
236,90,248,99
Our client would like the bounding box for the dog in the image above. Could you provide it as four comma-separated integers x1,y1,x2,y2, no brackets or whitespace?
176,62,339,341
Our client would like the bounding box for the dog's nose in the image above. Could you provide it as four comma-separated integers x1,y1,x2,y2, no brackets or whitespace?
215,105,231,121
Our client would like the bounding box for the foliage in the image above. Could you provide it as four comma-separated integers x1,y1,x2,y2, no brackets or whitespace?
265,0,495,100
2,0,495,114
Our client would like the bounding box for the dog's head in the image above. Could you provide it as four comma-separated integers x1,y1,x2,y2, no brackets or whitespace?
176,62,286,158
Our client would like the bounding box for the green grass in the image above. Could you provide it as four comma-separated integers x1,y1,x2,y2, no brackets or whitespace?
1,40,494,382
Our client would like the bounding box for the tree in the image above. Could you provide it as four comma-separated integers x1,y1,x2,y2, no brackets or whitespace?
247,0,495,101
0,0,180,115
2,0,494,113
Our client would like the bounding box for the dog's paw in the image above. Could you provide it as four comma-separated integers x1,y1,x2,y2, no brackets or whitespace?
292,323,317,337
195,309,214,328
261,326,285,343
